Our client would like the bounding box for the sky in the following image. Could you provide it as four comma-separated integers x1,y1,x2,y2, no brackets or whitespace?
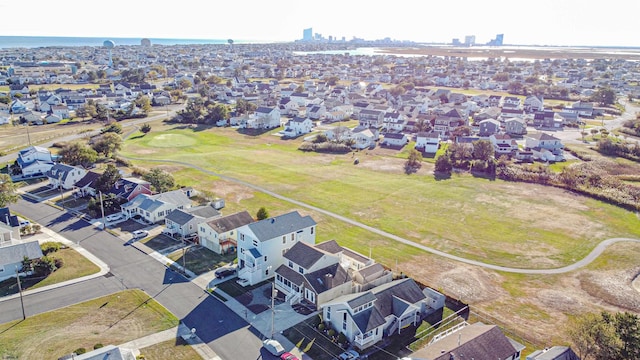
1,0,639,47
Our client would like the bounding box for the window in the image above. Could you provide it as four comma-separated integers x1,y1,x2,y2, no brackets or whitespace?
240,234,245,241
298,266,304,274
265,268,269,276
326,307,331,320
264,256,267,261
311,227,314,234
230,231,233,235
291,233,294,241
252,240,258,247
288,261,293,268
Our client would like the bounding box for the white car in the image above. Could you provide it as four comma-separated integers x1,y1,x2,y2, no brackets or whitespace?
132,230,149,239
337,350,360,360
236,278,250,287
262,339,285,356
106,213,124,222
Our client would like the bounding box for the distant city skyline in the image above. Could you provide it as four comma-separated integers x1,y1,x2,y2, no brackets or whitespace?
1,0,639,47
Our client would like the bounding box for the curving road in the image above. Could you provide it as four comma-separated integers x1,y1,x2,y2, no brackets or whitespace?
121,155,640,275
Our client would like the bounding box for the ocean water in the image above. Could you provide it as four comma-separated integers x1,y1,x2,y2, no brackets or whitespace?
0,36,246,49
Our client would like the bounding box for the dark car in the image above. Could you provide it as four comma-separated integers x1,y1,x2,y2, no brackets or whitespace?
215,268,236,279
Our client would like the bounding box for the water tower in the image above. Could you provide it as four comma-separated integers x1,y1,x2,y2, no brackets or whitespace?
103,40,115,67
141,38,151,47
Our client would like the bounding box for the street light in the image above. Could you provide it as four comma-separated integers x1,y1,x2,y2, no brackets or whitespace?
271,280,278,338
15,269,26,320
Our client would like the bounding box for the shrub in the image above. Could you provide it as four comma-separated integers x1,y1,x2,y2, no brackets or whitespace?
74,348,87,355
40,242,61,255
318,323,325,331
93,343,104,350
54,257,64,269
328,329,336,337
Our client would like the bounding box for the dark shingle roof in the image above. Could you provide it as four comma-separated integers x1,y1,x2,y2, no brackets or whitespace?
283,241,324,269
347,292,377,309
314,240,343,254
371,278,426,318
304,263,350,294
247,211,315,241
206,211,254,233
352,307,386,333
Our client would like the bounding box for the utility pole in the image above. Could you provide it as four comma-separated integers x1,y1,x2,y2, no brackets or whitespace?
58,173,64,210
99,191,106,230
15,269,26,320
271,281,277,338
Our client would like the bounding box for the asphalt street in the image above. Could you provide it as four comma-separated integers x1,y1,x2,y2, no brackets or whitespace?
3,198,265,360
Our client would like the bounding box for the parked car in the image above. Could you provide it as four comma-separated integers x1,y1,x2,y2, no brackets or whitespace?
236,278,250,287
215,267,236,279
19,220,31,228
263,339,285,356
106,213,124,222
337,350,360,360
281,352,300,360
131,230,149,239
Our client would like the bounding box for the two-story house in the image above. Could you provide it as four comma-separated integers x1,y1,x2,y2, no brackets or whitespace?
164,204,222,239
198,211,255,254
45,163,87,190
283,116,313,137
236,211,316,286
248,106,281,129
121,189,192,224
358,109,385,129
322,278,445,350
525,133,565,161
414,132,441,153
16,145,55,178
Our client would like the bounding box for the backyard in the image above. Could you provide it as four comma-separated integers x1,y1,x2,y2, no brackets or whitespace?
118,119,640,346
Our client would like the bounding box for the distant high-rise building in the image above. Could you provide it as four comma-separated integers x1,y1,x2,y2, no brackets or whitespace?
303,28,313,41
487,34,504,46
464,35,476,47
452,38,461,46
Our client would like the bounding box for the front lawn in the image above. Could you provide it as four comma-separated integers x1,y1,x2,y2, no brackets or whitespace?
139,338,201,360
0,289,179,359
167,245,233,275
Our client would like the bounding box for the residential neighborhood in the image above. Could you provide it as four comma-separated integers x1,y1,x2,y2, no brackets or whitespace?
1,38,639,360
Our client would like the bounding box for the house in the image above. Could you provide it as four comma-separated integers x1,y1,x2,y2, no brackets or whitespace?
307,104,326,120
381,132,408,148
51,104,70,119
569,101,594,117
533,110,563,128
490,133,519,156
0,207,20,228
44,114,62,124
526,346,580,360
236,211,316,286
525,133,565,161
74,171,101,197
410,322,525,360
415,132,441,153
351,126,378,150
358,109,385,129
524,95,544,113
322,278,445,350
16,145,55,178
0,221,20,246
198,211,254,254
248,106,281,129
324,126,351,142
283,116,313,137
275,241,352,308
164,204,222,239
121,189,192,224
505,118,528,135
108,178,152,202
46,163,87,190
478,119,501,137
10,99,27,114
64,344,136,360
503,96,522,108
0,240,43,282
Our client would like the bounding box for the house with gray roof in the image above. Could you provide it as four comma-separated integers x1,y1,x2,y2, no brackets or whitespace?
16,145,55,178
236,211,316,286
409,322,525,360
121,189,192,224
45,163,87,190
198,211,254,254
164,203,222,239
526,346,580,360
0,240,43,282
322,278,444,350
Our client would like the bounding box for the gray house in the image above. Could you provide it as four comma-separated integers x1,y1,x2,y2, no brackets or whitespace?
0,240,43,282
164,204,222,239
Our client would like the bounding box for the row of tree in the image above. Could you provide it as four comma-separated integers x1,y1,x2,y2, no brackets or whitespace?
568,311,640,360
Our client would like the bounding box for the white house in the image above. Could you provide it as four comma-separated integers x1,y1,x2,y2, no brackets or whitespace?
198,211,255,254
525,133,565,161
524,95,544,113
247,106,281,129
283,116,313,137
45,163,87,190
489,133,519,156
16,146,55,178
415,132,441,153
351,127,378,150
236,211,316,286
381,132,408,148
121,190,192,224
322,279,445,350
0,240,43,282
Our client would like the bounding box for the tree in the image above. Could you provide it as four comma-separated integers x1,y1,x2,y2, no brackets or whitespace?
404,149,423,174
567,311,640,360
434,153,453,174
134,94,152,114
235,99,257,115
101,122,122,134
92,132,123,157
142,168,175,193
590,87,616,106
208,103,229,123
472,140,494,161
75,106,88,120
256,207,269,220
140,123,151,134
0,174,20,207
58,142,98,168
94,164,121,193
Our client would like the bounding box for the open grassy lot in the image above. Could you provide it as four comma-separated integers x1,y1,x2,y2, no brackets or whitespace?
167,245,234,275
0,289,179,359
139,338,202,360
121,123,640,269
0,246,100,296
0,120,98,154
141,234,182,253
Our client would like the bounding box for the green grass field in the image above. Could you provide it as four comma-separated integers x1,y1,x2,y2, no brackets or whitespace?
121,123,640,269
0,289,179,359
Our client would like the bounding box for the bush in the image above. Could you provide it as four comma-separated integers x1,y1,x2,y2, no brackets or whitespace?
327,329,336,337
40,242,61,255
54,257,64,269
318,323,325,331
74,348,87,355
93,343,104,350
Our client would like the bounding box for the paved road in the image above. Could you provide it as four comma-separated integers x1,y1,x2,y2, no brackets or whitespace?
122,155,640,275
3,198,264,360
